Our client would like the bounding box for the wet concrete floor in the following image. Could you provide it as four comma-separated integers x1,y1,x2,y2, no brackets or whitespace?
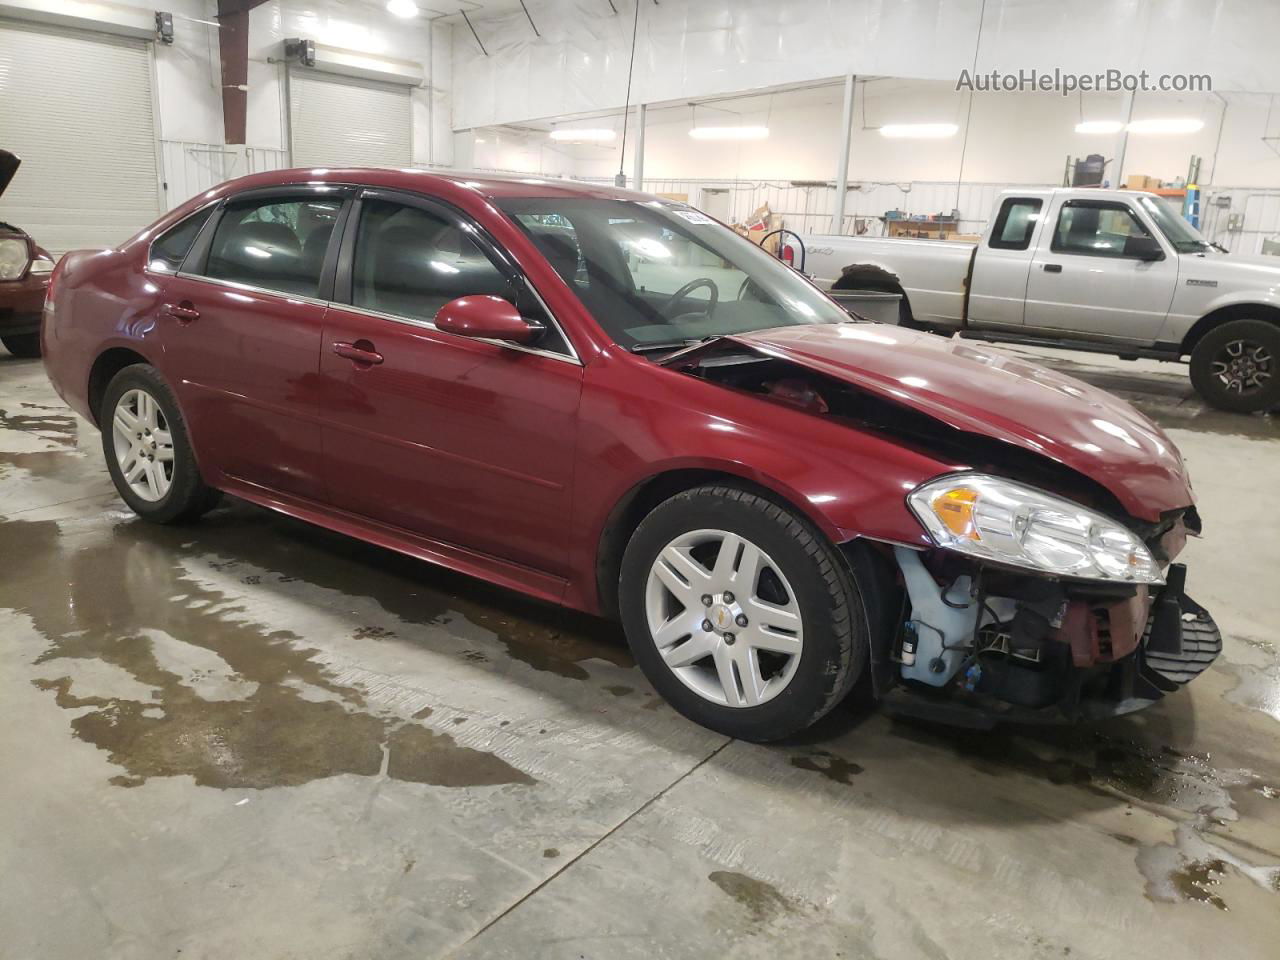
1,346,1278,958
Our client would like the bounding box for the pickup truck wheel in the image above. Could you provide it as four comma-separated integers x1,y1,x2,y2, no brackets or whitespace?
1190,320,1280,413
618,484,867,742
100,364,221,524
1,333,41,358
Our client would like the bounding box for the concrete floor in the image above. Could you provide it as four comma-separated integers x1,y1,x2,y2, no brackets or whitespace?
1,343,1278,960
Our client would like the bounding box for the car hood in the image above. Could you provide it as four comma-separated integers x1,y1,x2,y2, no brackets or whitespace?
723,323,1194,521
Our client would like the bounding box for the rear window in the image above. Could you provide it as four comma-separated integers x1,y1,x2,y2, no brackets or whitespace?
988,198,1042,250
148,206,215,273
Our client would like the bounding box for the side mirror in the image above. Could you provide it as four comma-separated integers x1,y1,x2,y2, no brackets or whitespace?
1127,235,1165,262
435,295,543,344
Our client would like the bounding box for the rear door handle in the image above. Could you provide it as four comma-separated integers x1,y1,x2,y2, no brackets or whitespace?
1042,263,1063,273
332,340,384,366
163,301,200,322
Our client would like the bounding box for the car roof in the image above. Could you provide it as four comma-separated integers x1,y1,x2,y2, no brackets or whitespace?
207,166,655,204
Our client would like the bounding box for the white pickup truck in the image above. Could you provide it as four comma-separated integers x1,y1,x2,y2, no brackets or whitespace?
796,187,1280,412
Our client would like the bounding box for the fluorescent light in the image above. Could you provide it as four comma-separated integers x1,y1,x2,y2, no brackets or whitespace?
386,0,418,17
548,128,616,142
1075,120,1124,134
1126,117,1205,134
688,126,770,141
878,123,959,139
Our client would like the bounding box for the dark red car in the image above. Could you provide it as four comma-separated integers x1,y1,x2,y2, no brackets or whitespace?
0,152,55,358
42,169,1219,740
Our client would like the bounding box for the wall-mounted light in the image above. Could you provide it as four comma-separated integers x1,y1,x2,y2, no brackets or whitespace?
548,128,617,142
1125,117,1205,134
688,126,770,141
878,123,959,139
386,0,419,18
1075,120,1124,134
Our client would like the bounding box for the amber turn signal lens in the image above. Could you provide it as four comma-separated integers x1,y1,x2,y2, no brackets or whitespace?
933,488,980,540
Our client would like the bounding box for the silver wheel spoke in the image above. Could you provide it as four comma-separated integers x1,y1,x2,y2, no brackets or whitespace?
654,545,710,600
662,631,716,668
733,646,767,706
744,623,803,657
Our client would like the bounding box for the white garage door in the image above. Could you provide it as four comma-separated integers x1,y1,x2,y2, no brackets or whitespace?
289,69,412,170
0,20,160,255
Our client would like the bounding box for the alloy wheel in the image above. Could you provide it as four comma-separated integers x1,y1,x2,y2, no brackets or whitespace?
644,528,804,708
111,388,175,502
1211,339,1272,395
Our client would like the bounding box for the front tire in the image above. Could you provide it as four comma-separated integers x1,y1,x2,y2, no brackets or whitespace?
619,484,868,742
1189,319,1280,413
100,364,219,524
1,332,41,358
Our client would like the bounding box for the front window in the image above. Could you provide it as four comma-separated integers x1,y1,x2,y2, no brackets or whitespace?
496,197,849,352
1050,201,1157,259
1136,195,1213,253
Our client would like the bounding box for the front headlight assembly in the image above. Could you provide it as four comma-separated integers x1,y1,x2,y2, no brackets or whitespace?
907,473,1164,584
0,238,29,280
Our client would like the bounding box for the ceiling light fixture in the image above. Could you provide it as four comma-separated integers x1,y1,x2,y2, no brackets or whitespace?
878,123,959,139
386,0,419,18
548,128,617,142
1075,120,1124,134
1125,117,1205,134
688,126,770,141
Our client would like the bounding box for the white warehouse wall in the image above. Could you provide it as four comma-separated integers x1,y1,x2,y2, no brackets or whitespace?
452,0,1280,131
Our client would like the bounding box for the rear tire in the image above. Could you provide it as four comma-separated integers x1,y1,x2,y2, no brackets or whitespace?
1189,319,1280,413
1,332,40,358
100,364,220,524
618,484,868,742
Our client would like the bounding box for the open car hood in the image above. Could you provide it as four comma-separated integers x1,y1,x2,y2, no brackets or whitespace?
716,324,1194,521
0,151,18,200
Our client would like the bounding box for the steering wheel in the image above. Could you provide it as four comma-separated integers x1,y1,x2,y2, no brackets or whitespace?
662,278,718,320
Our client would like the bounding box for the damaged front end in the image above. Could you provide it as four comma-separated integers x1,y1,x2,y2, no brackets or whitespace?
665,331,1221,726
880,530,1221,728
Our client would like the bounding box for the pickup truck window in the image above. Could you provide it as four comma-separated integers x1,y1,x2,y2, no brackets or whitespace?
1051,201,1155,259
988,198,1042,250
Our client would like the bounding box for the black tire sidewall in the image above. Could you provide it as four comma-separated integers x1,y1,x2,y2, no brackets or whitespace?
99,364,209,523
1190,320,1280,413
619,486,866,742
1,333,41,358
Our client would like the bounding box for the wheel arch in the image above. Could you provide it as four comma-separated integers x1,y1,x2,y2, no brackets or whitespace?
87,347,152,426
1180,302,1280,356
593,465,844,622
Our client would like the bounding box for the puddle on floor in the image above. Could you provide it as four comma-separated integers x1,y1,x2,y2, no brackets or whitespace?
889,719,1280,912
3,515,536,790
708,870,801,925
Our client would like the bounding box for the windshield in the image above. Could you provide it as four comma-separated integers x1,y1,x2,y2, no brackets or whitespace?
1136,195,1212,253
496,197,849,351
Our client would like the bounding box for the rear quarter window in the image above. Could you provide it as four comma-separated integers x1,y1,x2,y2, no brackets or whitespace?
148,206,215,273
988,198,1043,251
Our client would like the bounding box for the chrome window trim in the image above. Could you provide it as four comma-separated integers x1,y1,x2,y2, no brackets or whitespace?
168,273,583,366
171,271,333,310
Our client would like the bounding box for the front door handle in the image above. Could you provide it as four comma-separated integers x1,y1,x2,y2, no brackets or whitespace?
1042,263,1063,273
332,340,384,366
163,301,200,322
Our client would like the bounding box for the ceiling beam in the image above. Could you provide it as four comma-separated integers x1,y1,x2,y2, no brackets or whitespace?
216,0,272,145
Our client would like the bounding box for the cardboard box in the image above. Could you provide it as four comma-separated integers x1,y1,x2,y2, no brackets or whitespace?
1125,174,1160,190
732,203,784,253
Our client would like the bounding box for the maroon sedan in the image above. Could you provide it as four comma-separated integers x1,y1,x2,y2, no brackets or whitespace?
0,151,55,358
42,169,1219,740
